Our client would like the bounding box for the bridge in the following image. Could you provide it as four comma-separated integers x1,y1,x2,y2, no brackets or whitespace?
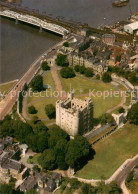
0,10,69,36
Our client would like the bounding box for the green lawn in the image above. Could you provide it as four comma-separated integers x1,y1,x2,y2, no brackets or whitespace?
43,71,56,90
27,71,56,103
75,123,138,180
27,153,41,164
0,80,17,94
27,97,57,121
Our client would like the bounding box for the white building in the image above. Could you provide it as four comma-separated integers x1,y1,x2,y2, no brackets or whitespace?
56,93,93,137
124,21,138,34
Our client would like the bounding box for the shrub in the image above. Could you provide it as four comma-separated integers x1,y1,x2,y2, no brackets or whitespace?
85,68,94,77
60,67,76,78
102,72,112,83
63,41,69,47
79,66,86,74
28,106,37,114
118,107,125,113
41,61,50,71
74,65,80,72
45,104,56,119
96,74,100,80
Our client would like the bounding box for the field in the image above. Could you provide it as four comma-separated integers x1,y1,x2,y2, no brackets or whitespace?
0,80,17,94
59,74,123,118
27,97,57,121
75,123,138,180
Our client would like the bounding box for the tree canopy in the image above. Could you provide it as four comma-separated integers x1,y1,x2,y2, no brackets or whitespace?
102,72,112,83
31,75,43,92
60,67,76,78
127,102,138,125
28,106,37,114
41,61,50,71
45,104,56,119
55,54,69,67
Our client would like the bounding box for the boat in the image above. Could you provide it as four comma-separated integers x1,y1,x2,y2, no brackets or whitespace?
112,0,129,7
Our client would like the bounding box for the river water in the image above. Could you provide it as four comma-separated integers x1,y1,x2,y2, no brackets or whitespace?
0,0,137,83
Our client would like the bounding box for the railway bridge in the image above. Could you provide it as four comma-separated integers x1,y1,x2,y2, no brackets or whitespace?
0,10,69,36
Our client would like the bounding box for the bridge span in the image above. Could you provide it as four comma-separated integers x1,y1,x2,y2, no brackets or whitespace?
0,10,69,36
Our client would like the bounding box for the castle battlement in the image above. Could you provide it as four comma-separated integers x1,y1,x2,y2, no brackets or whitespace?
56,93,93,136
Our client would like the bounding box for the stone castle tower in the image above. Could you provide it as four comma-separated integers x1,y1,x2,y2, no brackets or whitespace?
56,93,93,137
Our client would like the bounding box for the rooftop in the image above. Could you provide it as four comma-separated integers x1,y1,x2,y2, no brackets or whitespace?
125,21,138,30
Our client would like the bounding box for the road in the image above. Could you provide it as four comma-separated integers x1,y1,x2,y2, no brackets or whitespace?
114,155,138,194
0,38,66,120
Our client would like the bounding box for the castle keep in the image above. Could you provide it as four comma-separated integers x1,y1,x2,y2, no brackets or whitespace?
56,93,93,136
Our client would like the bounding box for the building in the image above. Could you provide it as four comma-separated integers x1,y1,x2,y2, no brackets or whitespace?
124,21,138,34
102,34,115,46
56,93,93,136
20,172,61,193
0,151,21,183
68,52,108,75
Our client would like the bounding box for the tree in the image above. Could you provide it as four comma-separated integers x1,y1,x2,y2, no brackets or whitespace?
33,165,40,172
33,121,48,134
54,139,68,170
74,65,80,72
96,74,100,80
38,149,56,170
32,116,38,124
118,107,125,113
126,171,133,187
60,67,75,78
127,102,138,125
31,75,43,92
102,72,112,83
63,41,69,47
28,106,37,114
41,61,50,71
81,183,92,194
0,184,13,194
45,104,56,119
37,132,49,152
65,136,92,169
92,181,122,194
79,66,86,74
85,68,94,77
100,113,114,125
55,54,69,67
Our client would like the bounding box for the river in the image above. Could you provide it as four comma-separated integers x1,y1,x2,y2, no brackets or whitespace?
0,0,137,83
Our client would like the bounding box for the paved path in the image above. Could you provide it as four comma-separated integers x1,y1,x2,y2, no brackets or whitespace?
106,91,126,113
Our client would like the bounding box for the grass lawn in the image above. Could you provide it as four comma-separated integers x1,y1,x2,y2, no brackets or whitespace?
27,71,56,103
59,75,123,118
27,153,41,164
75,123,138,180
0,80,17,94
43,71,56,90
27,97,57,121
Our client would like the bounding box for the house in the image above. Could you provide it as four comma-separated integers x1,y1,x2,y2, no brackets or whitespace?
0,151,21,183
20,172,61,193
124,21,138,34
